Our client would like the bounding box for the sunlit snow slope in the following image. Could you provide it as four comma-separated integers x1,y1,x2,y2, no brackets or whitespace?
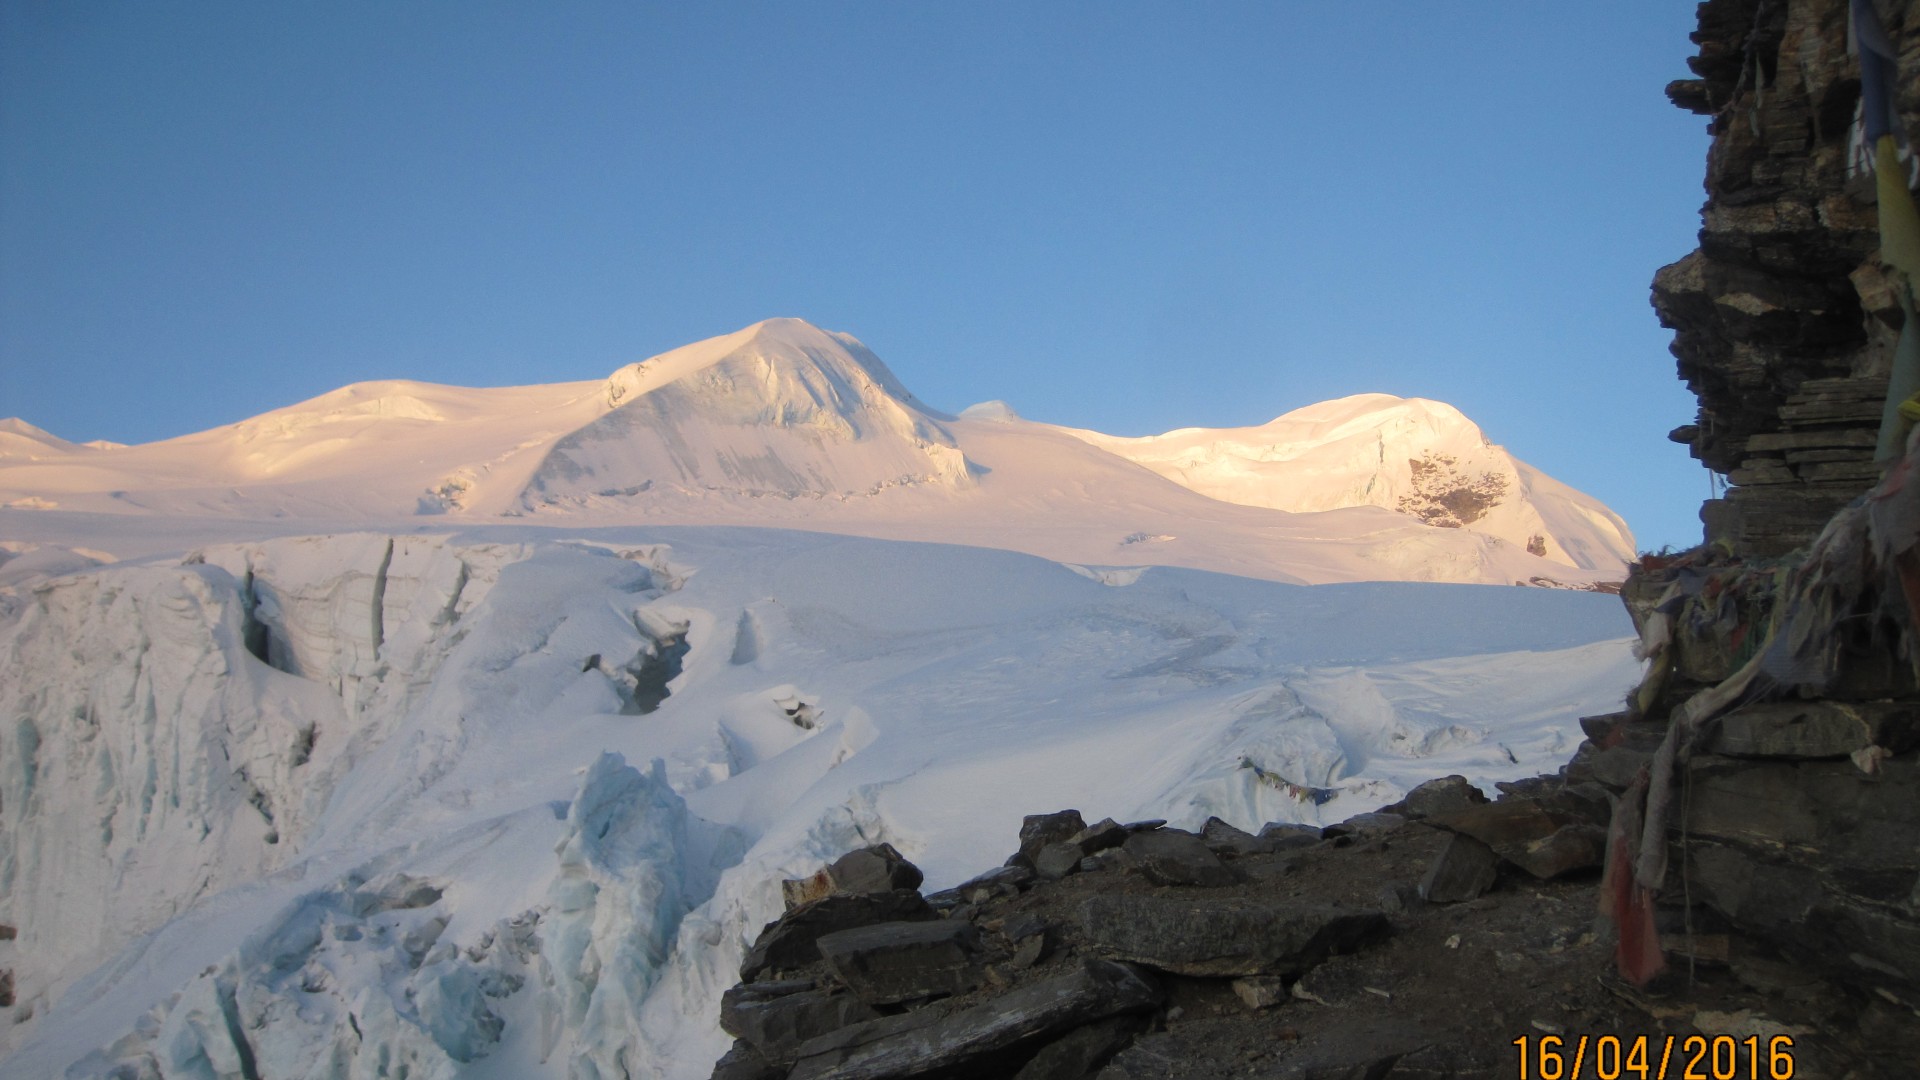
0,319,1632,587
1064,394,1635,573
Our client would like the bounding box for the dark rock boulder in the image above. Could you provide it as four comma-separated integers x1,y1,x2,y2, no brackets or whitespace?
1565,742,1654,791
1012,1015,1144,1080
1511,823,1607,880
1019,810,1088,864
1121,828,1238,887
1385,775,1488,820
1321,812,1407,840
925,863,1033,909
1682,754,1920,890
782,843,926,910
1077,894,1389,977
816,919,982,1005
1417,833,1501,904
1671,753,1920,988
710,1039,783,1080
740,890,934,983
1034,841,1087,881
720,978,813,1035
1096,1017,1443,1079
785,959,1161,1080
1256,821,1323,851
720,984,881,1068
1198,817,1262,855
1428,799,1603,879
1068,818,1130,855
1709,700,1919,759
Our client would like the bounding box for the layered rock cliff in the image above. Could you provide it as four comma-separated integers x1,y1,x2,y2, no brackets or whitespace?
1620,2,1920,1073
1654,0,1917,555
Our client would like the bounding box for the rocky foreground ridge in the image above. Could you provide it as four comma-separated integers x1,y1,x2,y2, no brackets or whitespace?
705,759,1911,1079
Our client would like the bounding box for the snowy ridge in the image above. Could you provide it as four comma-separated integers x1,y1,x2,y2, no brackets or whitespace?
0,318,1631,587
1063,393,1635,573
0,526,1639,1077
519,319,974,511
0,419,88,462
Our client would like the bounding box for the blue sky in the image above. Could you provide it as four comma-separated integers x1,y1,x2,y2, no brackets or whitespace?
1,2,1712,549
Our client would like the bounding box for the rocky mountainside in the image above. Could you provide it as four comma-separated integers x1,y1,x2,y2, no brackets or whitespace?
703,774,1906,1080
1634,0,1920,1032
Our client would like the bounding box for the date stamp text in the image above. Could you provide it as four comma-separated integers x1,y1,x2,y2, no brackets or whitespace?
1511,1034,1797,1079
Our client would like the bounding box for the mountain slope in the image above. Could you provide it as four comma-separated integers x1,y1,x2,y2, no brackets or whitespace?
0,418,87,461
516,318,974,512
1063,394,1635,572
0,320,1633,586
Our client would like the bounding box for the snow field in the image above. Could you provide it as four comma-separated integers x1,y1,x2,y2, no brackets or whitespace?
0,527,1638,1078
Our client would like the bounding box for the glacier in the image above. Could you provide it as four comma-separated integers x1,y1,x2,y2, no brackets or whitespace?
0,525,1639,1078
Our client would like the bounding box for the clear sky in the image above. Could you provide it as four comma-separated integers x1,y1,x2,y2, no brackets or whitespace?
1,2,1713,550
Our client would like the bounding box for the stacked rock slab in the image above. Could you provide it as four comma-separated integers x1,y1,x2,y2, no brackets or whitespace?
1651,0,1915,556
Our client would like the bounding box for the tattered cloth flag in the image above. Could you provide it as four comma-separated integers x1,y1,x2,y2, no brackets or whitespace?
1854,0,1920,461
1608,430,1920,986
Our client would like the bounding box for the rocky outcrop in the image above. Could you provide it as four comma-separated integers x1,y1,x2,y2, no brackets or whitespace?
1652,0,1915,555
707,781,1920,1079
1606,12,1920,1075
1588,410,1920,1080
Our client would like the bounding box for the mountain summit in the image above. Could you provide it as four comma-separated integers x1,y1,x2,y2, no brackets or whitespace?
1066,394,1634,573
516,318,974,513
0,319,1634,586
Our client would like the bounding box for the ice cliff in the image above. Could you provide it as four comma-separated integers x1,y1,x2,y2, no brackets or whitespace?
0,526,1639,1077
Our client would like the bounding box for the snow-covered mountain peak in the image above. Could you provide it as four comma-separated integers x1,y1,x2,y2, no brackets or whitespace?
959,400,1022,423
518,319,973,510
600,318,936,418
1266,393,1483,441
0,417,85,460
0,322,1632,583
1064,392,1634,573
